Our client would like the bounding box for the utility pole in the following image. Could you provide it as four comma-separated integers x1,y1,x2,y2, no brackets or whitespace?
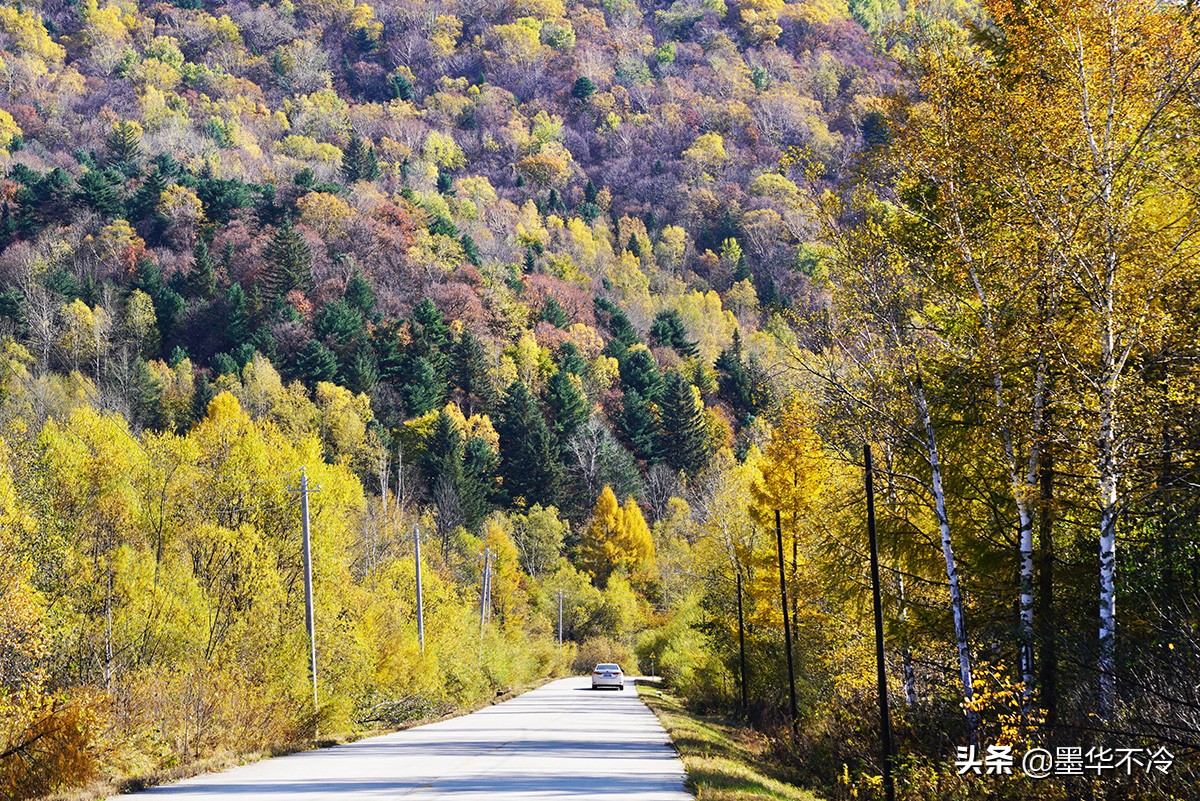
865,444,896,801
299,468,318,715
415,523,425,654
775,509,798,738
479,547,491,636
736,570,748,716
485,550,493,623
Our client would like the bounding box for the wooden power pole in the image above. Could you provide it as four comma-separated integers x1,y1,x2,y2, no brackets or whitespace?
415,523,425,654
775,509,798,737
299,468,318,715
865,444,896,801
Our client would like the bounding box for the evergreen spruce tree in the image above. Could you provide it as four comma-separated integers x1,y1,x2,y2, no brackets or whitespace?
223,283,250,351
619,346,662,401
523,248,537,273
105,121,143,166
461,437,499,530
657,371,711,476
364,145,380,180
191,374,216,422
390,73,414,101
402,356,445,416
584,179,599,205
715,330,754,419
619,389,659,463
294,340,339,388
454,331,496,414
344,343,380,394
594,297,639,348
733,250,752,282
545,368,589,452
538,297,570,328
411,298,451,381
572,75,597,101
262,219,313,300
76,169,122,217
420,409,464,488
342,132,366,183
187,239,217,299
626,235,642,258
460,234,483,267
649,309,699,358
128,169,168,222
345,272,376,319
496,380,562,507
372,320,407,383
557,342,588,376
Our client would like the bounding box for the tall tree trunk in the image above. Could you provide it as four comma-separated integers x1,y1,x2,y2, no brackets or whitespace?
1097,371,1119,716
885,442,917,706
1037,452,1057,729
912,375,976,738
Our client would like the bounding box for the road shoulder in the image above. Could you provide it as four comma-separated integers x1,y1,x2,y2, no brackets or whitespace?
636,684,822,801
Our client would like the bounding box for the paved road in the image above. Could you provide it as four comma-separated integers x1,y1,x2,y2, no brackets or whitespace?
115,676,692,800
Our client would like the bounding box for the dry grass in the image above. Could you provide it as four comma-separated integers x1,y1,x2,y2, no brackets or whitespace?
52,679,552,801
637,683,822,801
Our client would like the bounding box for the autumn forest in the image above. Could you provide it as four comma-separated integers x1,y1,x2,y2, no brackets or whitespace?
0,0,1198,797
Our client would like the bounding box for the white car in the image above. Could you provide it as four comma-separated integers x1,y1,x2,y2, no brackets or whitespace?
591,663,624,690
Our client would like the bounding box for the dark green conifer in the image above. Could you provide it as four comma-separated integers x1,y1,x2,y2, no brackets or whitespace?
496,380,561,507
454,331,496,414
649,309,699,358
224,283,250,350
619,389,659,463
420,409,464,487
402,356,445,416
594,297,639,348
461,437,499,529
294,340,339,388
657,371,711,475
342,132,366,183
345,345,379,393
557,342,587,376
572,75,597,100
390,73,414,101
128,169,167,221
545,368,589,450
538,297,570,328
105,121,143,166
76,170,122,217
619,347,662,401
262,219,313,300
191,374,216,422
460,234,482,267
734,250,751,282
187,239,217,299
345,273,376,318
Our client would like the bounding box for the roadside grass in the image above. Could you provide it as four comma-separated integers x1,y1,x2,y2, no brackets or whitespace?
637,683,822,801
53,679,551,801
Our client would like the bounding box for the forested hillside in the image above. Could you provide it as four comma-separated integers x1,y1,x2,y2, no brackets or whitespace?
1,0,1199,798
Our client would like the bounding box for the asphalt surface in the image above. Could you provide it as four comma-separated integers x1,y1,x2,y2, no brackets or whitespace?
115,676,693,800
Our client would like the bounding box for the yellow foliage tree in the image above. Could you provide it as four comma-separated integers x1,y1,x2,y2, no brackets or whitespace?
578,486,655,585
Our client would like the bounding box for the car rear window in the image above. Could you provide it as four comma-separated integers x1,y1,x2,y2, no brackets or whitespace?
596,664,620,671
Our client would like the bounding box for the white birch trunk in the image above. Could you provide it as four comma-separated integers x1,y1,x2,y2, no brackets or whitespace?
911,376,976,736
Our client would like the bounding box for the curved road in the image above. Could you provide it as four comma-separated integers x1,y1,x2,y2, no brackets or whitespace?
115,676,692,800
